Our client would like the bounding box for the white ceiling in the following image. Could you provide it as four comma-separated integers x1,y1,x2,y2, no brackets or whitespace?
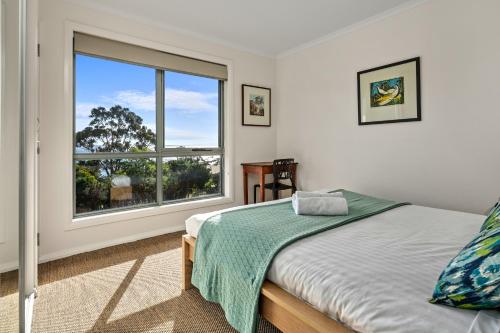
69,0,419,57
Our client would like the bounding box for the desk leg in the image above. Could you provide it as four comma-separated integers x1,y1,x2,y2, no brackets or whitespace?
259,171,265,202
243,170,249,205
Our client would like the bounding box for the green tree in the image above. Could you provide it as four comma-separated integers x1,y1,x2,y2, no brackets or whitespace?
76,105,156,176
163,157,219,201
75,160,109,212
75,105,156,213
76,105,155,153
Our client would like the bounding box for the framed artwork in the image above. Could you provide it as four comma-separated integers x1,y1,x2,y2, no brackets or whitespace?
242,84,271,127
357,57,421,125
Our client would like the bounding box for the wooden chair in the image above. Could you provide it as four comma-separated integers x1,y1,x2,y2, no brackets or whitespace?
254,158,297,203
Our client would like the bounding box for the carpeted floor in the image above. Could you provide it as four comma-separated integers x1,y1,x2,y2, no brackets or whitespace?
0,231,281,333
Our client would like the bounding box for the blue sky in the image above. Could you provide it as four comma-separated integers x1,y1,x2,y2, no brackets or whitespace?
75,54,219,148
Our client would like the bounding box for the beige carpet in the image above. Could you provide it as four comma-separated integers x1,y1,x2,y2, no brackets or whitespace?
0,231,281,333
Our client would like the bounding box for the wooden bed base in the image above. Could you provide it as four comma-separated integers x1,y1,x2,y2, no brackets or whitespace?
181,235,353,333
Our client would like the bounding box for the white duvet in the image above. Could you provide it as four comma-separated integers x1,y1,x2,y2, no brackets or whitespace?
185,196,500,333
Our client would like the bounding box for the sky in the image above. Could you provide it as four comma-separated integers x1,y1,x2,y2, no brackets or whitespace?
75,54,220,148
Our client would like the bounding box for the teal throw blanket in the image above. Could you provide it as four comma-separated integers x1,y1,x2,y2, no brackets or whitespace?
192,190,408,333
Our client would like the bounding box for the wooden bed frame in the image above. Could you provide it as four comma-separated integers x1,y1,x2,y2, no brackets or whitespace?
181,235,354,333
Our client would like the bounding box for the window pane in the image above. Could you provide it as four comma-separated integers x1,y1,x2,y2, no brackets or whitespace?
75,54,156,153
75,158,157,215
164,71,219,148
163,156,222,202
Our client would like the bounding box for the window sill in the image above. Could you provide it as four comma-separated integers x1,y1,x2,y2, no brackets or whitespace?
67,196,234,231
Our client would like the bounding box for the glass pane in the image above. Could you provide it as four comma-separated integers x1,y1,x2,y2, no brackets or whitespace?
163,155,222,202
75,54,157,153
164,71,219,148
75,158,157,215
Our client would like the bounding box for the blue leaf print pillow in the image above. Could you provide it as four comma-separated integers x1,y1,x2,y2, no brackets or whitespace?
481,202,500,232
429,227,500,309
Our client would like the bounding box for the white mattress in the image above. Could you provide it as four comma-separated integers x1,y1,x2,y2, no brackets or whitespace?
185,197,500,333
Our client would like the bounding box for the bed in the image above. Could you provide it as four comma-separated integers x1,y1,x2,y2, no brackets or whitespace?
182,191,500,333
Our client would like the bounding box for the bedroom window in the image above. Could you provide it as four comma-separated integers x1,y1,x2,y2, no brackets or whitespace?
73,33,226,217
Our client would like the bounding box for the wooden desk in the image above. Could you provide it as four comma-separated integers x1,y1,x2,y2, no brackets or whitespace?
241,162,298,205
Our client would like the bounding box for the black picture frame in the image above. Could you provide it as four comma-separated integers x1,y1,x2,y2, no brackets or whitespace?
242,84,271,127
357,57,421,125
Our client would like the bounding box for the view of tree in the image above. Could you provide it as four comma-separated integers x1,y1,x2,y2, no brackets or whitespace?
75,105,220,214
76,105,156,154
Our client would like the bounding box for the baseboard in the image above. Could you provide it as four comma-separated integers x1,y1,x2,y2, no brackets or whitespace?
0,260,19,274
39,224,186,263
0,224,185,273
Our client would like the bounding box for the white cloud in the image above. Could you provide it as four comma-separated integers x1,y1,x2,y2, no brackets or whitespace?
75,103,99,118
75,105,217,145
75,103,101,130
74,88,218,133
165,89,218,113
100,89,217,113
114,90,156,112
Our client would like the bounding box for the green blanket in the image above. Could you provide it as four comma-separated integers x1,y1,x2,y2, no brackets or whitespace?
191,190,408,333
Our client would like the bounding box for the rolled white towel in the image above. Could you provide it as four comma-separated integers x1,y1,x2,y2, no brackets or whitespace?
295,191,343,199
292,194,348,216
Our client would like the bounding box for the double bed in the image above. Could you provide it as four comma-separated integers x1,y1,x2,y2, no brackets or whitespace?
182,191,499,333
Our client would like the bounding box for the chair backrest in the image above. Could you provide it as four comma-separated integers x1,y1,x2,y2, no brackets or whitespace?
272,158,295,183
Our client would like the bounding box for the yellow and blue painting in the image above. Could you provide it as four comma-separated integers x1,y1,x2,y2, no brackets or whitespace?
370,77,404,107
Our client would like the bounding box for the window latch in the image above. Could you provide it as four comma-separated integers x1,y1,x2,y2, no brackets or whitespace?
191,148,212,152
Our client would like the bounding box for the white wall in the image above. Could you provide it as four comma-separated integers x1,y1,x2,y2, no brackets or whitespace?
276,0,500,215
2,0,276,270
3,0,498,272
0,0,20,272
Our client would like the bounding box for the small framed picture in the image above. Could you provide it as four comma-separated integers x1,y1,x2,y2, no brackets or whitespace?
357,57,421,125
242,84,271,127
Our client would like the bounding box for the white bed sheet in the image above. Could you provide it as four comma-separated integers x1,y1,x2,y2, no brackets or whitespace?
185,197,499,333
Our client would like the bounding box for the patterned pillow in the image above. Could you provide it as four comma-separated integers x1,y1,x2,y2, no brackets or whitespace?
481,202,500,232
429,227,500,309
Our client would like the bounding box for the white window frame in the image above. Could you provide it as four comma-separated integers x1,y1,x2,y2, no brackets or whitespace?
63,22,234,230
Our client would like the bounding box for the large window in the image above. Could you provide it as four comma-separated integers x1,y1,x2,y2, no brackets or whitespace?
73,34,226,217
